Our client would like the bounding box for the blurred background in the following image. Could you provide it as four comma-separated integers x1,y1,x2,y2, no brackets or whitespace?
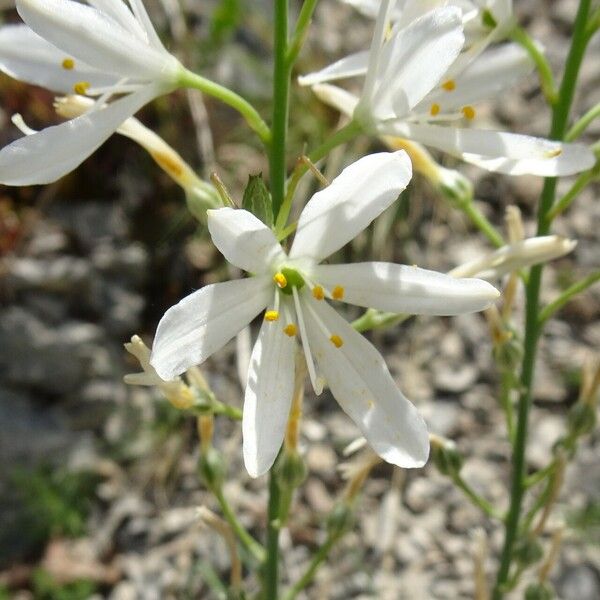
0,0,599,598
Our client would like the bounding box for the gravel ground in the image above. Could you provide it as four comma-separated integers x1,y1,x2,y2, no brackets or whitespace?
0,1,599,598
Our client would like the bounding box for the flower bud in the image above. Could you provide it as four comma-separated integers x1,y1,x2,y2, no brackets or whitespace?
326,502,354,538
431,438,463,476
567,402,597,437
198,447,226,490
275,450,307,490
513,537,543,567
524,582,554,600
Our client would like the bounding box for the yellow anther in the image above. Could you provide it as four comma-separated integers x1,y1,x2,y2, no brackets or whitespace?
462,105,476,120
332,285,345,300
330,334,344,348
73,81,90,95
61,58,75,70
545,148,563,158
441,79,456,92
283,324,297,337
312,285,325,300
430,103,441,116
273,272,288,288
264,310,279,322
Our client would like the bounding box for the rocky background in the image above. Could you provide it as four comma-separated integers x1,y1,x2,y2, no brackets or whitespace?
0,0,599,598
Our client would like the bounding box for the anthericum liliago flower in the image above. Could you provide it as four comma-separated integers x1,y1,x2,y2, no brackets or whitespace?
0,0,184,185
150,151,500,477
301,1,594,177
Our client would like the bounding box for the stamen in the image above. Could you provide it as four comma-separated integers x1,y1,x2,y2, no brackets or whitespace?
330,334,344,348
73,81,90,95
462,105,476,120
312,285,325,300
284,324,297,337
545,148,562,158
264,310,279,322
61,58,75,70
441,79,456,92
430,103,441,116
292,288,323,395
332,286,345,300
273,272,287,288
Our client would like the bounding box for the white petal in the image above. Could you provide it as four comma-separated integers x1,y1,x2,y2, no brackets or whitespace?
303,296,429,468
0,24,118,93
381,122,596,176
368,7,464,119
0,83,162,185
87,0,146,41
416,43,533,112
290,151,412,262
17,0,179,81
312,83,359,117
207,208,286,274
298,50,369,87
311,262,499,314
150,277,272,380
243,317,296,477
126,0,168,51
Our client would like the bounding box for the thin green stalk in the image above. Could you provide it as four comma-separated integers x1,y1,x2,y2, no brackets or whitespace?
525,459,558,489
286,0,319,67
275,120,362,233
566,101,600,141
263,470,282,599
493,1,592,596
538,271,600,325
461,199,505,248
352,309,409,333
283,534,339,600
214,488,266,563
179,70,270,144
451,473,503,519
270,0,291,220
547,168,597,220
499,371,516,444
509,26,558,104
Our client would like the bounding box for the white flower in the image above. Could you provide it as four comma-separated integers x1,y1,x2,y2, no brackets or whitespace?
0,0,184,185
150,151,500,477
301,2,593,177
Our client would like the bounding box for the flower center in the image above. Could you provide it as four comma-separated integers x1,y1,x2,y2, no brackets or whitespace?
273,267,306,296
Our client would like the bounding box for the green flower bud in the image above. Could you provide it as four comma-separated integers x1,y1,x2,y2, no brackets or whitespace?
275,450,307,490
326,502,354,538
524,582,554,600
198,447,226,490
431,441,463,476
513,538,543,567
482,9,498,29
567,402,597,437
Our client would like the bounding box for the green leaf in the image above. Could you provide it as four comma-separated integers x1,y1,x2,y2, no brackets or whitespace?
242,174,273,227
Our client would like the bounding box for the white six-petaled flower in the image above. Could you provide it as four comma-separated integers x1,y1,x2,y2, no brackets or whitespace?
150,151,500,477
301,0,594,177
0,0,184,185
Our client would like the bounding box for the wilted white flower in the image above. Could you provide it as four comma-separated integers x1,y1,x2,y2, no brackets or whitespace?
150,151,499,477
301,1,593,177
0,0,184,185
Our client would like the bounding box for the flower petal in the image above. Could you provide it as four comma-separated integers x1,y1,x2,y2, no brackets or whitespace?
303,296,429,468
16,0,178,80
311,262,499,314
150,276,272,380
0,83,162,185
0,24,118,93
416,42,533,112
368,7,464,119
289,151,412,262
243,317,296,477
207,208,286,274
312,83,359,117
298,50,369,87
87,0,146,41
380,122,595,176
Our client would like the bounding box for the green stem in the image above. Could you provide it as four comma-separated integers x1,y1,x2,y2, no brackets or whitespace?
509,26,558,104
264,470,282,599
451,473,503,519
546,167,597,220
352,309,409,333
493,2,592,596
286,0,319,67
460,199,505,248
214,488,266,563
283,534,340,600
179,69,270,144
499,370,516,444
275,120,361,233
538,271,600,325
525,459,558,489
566,101,600,141
270,0,291,220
